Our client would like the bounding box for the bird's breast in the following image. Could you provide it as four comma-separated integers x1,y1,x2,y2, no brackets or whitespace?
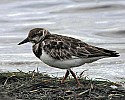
32,43,42,58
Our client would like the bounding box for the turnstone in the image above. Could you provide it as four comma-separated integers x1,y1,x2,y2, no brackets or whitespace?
18,28,119,86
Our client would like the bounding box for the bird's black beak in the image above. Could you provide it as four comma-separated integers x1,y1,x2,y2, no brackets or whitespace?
18,37,29,45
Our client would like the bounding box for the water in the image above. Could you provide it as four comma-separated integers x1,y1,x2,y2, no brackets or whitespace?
0,0,125,83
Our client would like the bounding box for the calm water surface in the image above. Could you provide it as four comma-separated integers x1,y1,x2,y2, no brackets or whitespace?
0,0,125,83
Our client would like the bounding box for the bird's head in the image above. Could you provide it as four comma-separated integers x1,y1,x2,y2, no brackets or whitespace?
18,28,50,45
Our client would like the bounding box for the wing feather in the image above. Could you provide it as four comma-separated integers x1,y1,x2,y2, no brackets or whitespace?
43,34,119,60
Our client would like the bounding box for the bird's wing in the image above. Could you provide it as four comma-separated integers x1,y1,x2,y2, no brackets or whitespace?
43,34,118,60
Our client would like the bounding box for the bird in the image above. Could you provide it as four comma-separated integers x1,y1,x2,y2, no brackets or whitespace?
18,28,119,86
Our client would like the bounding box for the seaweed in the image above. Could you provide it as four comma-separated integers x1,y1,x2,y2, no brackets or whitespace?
0,70,125,100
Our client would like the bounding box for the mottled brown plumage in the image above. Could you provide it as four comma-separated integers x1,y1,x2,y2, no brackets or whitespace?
36,33,119,60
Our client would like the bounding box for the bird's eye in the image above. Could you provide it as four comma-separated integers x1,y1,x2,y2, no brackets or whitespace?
38,30,43,35
34,34,38,36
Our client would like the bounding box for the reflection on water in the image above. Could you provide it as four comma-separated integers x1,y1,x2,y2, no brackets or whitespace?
0,0,125,82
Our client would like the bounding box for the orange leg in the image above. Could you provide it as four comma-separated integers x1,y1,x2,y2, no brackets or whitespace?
69,69,81,87
61,70,69,84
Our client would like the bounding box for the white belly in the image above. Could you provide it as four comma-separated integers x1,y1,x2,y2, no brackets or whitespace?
40,50,104,69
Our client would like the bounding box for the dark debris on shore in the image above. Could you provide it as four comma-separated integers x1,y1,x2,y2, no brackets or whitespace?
0,71,125,100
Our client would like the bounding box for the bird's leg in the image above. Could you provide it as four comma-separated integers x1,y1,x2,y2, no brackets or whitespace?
69,69,81,87
61,70,69,84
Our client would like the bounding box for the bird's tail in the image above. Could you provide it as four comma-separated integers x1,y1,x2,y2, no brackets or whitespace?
96,47,120,57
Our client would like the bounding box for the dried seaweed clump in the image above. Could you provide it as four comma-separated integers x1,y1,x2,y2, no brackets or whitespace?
0,71,125,100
